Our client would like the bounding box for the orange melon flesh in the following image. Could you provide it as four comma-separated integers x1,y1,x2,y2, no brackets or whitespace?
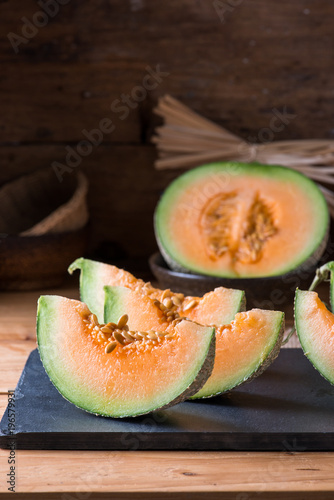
37,296,215,417
182,287,245,325
154,162,328,278
295,289,334,384
104,286,284,398
193,309,284,398
69,258,245,324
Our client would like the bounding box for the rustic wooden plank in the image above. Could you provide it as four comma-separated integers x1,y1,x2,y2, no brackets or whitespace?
0,396,8,421
0,62,145,143
0,449,334,496
0,285,79,341
0,0,334,142
0,341,36,393
1,495,334,500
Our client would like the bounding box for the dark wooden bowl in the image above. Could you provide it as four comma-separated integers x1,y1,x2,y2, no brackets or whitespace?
149,252,319,310
0,228,88,290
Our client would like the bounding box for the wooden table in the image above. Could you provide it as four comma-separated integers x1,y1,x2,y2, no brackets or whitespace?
1,285,334,499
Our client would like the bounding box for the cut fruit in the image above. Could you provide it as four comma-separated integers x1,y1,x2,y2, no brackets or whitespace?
295,289,334,385
154,162,329,278
193,309,284,398
104,286,285,398
69,257,245,324
37,295,215,418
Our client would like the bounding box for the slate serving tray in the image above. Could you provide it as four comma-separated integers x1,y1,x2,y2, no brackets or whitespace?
1,348,334,451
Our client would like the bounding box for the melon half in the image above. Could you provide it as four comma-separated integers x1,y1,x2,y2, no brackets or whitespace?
154,162,329,278
69,258,245,324
104,286,285,398
37,295,215,417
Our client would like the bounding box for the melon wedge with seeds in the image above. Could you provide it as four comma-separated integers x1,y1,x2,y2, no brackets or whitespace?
37,295,215,418
104,286,285,398
68,257,245,324
295,289,334,385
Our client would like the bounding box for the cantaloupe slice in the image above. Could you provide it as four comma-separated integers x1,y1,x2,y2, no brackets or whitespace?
68,258,245,324
37,296,215,417
295,289,334,385
104,286,285,398
154,162,329,278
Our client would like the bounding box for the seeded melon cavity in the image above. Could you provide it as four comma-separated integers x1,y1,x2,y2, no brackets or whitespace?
154,162,329,278
68,257,245,324
37,296,215,418
104,286,285,399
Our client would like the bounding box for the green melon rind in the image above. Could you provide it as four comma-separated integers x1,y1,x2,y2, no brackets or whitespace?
154,162,329,278
329,263,334,312
238,293,246,314
295,289,334,385
37,295,216,418
190,310,285,399
68,257,105,322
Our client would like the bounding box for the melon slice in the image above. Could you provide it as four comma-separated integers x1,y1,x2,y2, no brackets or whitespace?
68,257,245,324
295,289,334,385
154,162,329,278
37,296,215,417
104,286,285,398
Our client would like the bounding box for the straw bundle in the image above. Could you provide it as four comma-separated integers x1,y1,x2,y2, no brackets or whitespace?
153,95,334,217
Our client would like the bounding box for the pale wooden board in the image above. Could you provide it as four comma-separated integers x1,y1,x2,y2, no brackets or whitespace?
0,286,79,342
1,449,334,495
0,341,36,393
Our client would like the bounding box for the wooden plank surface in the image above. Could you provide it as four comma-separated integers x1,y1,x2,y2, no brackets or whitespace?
1,448,334,497
1,0,334,143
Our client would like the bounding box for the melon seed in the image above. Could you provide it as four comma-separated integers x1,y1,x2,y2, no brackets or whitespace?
183,299,198,311
163,298,173,309
106,322,118,329
165,333,175,339
90,314,99,326
122,331,135,342
162,289,171,300
105,341,117,354
117,314,128,329
172,296,182,307
101,326,113,334
114,331,126,345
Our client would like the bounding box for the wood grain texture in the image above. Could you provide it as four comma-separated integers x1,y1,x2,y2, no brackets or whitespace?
1,0,334,143
1,449,334,496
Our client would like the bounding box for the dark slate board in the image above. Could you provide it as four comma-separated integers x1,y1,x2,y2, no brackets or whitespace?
1,348,334,451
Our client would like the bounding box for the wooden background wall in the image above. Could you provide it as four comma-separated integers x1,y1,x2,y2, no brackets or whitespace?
1,0,334,265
